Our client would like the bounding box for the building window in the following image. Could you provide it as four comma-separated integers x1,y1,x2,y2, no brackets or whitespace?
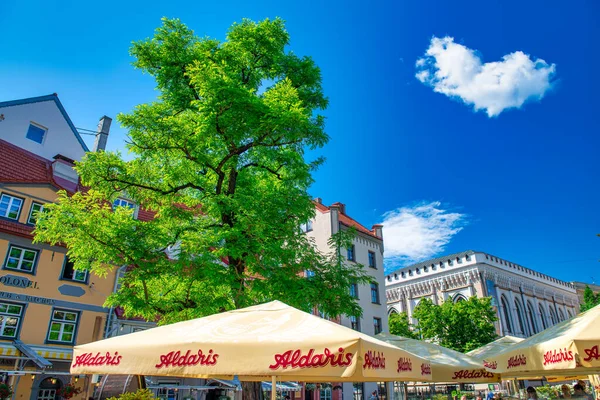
26,123,47,144
320,388,332,400
368,251,376,268
456,257,462,264
61,258,88,283
27,202,44,225
300,220,313,233
514,300,526,335
527,301,538,334
466,255,471,261
347,245,355,262
501,295,512,334
0,194,24,220
350,283,359,299
47,309,79,344
0,302,24,339
538,304,547,330
4,245,38,273
373,317,383,334
350,315,361,331
448,259,453,266
353,383,364,400
370,283,380,304
549,306,557,325
113,198,136,217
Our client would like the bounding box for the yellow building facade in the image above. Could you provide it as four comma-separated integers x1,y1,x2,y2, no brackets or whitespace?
0,94,116,400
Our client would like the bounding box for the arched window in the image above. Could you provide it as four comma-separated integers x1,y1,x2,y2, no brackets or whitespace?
558,308,565,321
549,306,557,325
37,377,62,400
514,299,526,335
527,301,538,334
454,294,467,303
388,308,399,316
567,309,572,318
538,304,547,330
501,295,512,334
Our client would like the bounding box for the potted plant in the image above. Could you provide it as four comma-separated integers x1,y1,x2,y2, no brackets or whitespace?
57,383,82,399
0,383,13,400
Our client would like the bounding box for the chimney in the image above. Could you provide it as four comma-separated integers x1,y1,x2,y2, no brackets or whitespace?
329,203,341,235
331,202,346,215
314,197,322,204
372,224,383,239
93,115,112,152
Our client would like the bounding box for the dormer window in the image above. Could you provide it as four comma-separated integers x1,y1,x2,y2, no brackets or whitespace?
26,122,47,144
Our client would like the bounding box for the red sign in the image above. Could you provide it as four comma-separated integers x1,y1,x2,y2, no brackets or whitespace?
507,355,526,369
269,348,353,370
155,349,218,368
363,351,386,369
72,352,122,368
421,363,432,376
452,369,496,380
583,345,600,362
483,360,497,370
397,357,413,372
543,348,574,366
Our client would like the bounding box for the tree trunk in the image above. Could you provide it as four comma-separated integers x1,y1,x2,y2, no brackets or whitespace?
242,381,264,400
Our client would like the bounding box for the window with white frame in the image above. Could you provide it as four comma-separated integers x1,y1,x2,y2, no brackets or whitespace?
113,198,135,209
0,302,24,339
47,309,79,343
4,245,38,273
0,194,24,220
25,123,47,144
61,257,87,283
320,387,332,400
28,202,44,225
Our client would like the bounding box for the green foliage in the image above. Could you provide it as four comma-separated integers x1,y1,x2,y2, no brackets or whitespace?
388,312,418,339
107,389,154,400
535,385,560,399
34,17,371,324
412,296,498,353
580,285,600,312
0,383,13,400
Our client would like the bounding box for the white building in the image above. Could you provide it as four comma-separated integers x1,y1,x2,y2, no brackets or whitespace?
305,199,388,400
385,250,579,338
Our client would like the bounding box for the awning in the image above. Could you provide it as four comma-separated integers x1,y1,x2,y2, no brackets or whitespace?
261,382,303,392
13,340,51,369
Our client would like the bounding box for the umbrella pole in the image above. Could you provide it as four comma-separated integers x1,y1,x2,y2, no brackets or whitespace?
272,376,277,400
137,375,147,390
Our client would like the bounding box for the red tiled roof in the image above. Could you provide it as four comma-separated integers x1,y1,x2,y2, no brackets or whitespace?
0,139,80,192
313,200,381,239
0,219,35,239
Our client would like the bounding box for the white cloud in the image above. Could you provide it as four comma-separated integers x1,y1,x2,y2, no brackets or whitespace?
416,36,556,117
381,201,467,272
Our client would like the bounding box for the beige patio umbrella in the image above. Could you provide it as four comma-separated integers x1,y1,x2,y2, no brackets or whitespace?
376,333,501,383
466,335,524,361
481,304,600,378
71,301,432,384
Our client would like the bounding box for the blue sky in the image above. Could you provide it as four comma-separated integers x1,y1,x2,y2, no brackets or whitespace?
1,0,598,282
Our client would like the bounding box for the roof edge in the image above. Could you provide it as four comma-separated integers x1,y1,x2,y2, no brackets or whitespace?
0,94,90,152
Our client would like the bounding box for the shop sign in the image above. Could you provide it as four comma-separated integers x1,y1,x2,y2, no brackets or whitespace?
0,275,39,289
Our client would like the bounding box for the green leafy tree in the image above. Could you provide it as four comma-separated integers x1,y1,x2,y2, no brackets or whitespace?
580,285,600,312
412,296,498,353
34,17,371,400
388,312,418,339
